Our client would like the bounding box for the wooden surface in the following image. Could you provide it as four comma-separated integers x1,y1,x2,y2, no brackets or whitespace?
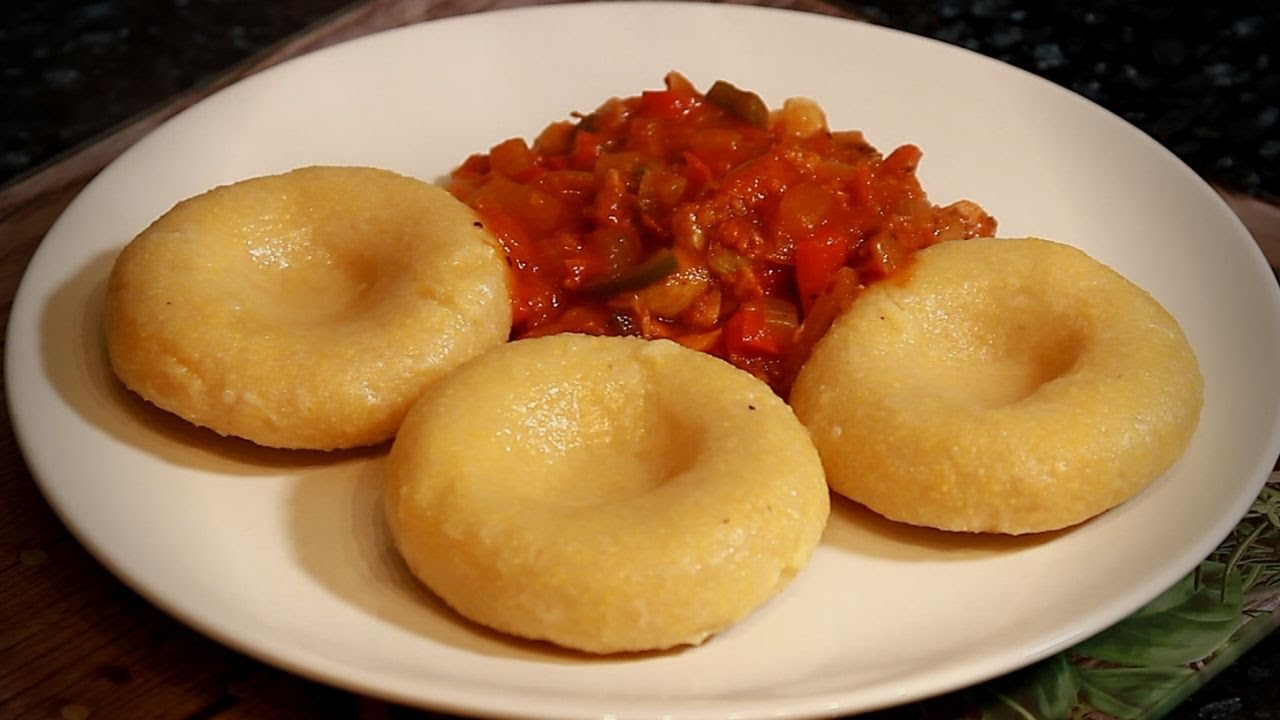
2,1,1278,719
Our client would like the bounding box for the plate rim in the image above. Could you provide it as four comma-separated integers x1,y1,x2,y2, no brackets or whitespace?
7,3,1280,719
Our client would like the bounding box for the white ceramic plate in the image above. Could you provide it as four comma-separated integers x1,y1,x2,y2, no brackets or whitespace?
8,3,1280,719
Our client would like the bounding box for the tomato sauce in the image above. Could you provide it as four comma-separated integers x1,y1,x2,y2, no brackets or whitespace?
447,72,996,395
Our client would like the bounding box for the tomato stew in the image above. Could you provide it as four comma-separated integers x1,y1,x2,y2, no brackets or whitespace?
448,73,996,395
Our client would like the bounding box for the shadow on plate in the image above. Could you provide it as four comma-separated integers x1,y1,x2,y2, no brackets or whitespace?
822,492,1071,560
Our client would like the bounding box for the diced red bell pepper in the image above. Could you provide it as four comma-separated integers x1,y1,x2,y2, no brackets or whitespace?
489,137,538,181
724,299,798,357
794,229,850,313
570,130,603,170
638,90,689,120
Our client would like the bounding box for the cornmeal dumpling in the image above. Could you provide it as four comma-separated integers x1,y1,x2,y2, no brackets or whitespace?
103,166,511,450
384,334,830,653
791,237,1203,534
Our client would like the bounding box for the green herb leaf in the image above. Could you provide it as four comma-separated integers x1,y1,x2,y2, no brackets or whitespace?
980,654,1081,720
1078,666,1196,719
1074,562,1243,666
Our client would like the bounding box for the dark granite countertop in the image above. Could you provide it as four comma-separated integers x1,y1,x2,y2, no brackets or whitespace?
1,0,360,187
846,0,1279,203
4,0,1277,202
2,2,1277,719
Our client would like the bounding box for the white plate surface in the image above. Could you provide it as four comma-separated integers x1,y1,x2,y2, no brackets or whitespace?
8,3,1280,719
